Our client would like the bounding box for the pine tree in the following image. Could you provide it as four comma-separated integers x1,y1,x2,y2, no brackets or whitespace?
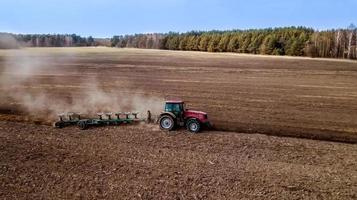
218,34,230,52
260,35,277,55
208,35,221,52
227,35,240,52
199,35,210,51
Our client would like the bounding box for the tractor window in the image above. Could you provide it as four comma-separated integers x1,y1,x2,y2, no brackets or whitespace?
165,103,172,112
165,103,182,112
182,103,186,111
173,104,181,112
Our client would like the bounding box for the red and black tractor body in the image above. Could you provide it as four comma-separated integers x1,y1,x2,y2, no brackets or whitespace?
159,100,211,133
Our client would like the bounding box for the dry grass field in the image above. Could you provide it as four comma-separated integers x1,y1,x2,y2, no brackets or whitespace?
0,48,357,199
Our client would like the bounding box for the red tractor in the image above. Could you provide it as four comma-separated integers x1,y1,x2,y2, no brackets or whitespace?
159,100,211,133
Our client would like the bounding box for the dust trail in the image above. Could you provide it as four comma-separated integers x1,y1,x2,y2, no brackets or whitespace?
0,43,164,122
0,33,20,49
65,77,164,119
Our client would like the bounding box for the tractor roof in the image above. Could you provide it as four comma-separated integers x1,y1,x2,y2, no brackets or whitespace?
166,100,184,104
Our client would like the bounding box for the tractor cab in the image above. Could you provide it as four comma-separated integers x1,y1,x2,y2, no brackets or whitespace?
165,100,185,119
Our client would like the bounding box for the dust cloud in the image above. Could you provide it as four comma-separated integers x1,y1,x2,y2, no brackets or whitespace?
0,44,164,122
0,33,20,49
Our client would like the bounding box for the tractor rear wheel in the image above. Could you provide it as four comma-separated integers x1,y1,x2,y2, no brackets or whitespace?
78,121,88,130
186,119,201,133
159,115,175,131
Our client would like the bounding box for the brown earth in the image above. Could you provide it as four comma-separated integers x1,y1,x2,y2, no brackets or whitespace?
1,48,357,199
1,48,357,142
0,121,356,199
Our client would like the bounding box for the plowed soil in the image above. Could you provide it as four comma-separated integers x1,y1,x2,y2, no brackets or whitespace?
0,121,356,199
1,47,357,142
1,48,357,199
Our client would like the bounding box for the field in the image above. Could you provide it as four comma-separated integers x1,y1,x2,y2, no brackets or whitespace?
1,47,357,141
0,48,357,199
1,121,356,199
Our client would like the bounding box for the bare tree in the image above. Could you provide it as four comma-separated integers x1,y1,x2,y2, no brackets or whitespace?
335,30,342,58
355,28,357,59
347,24,355,59
347,32,352,59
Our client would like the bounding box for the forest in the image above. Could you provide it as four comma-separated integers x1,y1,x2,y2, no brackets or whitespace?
112,26,357,59
1,26,356,59
0,33,108,49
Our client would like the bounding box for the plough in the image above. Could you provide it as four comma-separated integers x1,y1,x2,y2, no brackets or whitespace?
54,111,146,130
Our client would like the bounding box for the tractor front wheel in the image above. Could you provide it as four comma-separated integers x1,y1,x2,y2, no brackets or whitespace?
159,115,175,131
186,119,201,133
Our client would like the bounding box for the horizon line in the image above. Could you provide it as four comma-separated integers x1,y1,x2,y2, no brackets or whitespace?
2,24,356,38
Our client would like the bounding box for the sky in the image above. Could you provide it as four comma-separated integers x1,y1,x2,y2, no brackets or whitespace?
0,0,356,37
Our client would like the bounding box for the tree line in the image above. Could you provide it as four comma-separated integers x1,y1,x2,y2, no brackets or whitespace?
111,34,164,49
111,26,357,59
1,25,356,59
0,33,109,49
